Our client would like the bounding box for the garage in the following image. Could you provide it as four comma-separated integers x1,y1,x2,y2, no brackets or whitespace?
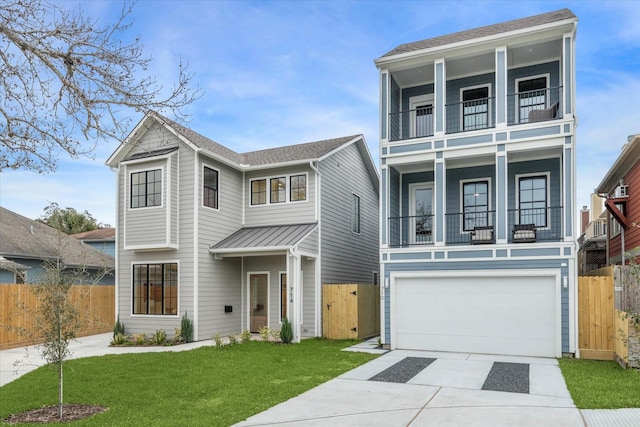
392,273,559,357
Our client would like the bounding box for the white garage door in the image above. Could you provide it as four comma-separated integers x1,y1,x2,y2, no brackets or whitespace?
393,275,558,357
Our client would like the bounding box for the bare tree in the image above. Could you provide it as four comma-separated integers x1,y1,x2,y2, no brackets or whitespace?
0,0,200,173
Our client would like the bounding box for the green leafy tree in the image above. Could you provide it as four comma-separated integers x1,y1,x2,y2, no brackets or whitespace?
0,0,200,173
37,202,101,234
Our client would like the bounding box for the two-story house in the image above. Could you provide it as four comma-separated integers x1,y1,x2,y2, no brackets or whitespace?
376,9,578,357
595,134,640,265
106,112,379,342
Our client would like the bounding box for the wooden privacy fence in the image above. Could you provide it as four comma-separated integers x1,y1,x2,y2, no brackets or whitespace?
0,284,115,350
578,272,615,360
322,284,379,340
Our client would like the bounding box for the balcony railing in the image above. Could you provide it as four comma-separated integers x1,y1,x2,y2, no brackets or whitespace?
446,97,495,134
389,105,434,142
389,215,434,247
507,86,562,125
388,207,563,247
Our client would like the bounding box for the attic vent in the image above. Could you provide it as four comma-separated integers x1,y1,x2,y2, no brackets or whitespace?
615,185,629,198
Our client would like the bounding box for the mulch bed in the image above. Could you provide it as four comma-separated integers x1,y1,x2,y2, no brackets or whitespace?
2,404,107,424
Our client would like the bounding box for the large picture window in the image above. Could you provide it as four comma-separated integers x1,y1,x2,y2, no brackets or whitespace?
131,169,162,208
290,174,306,201
462,180,489,231
133,263,178,315
203,166,219,209
518,175,548,227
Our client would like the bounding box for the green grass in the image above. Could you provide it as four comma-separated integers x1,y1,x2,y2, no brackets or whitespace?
559,358,640,409
0,339,378,426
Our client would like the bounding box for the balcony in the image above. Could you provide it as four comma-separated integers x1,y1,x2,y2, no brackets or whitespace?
388,207,563,248
507,86,563,125
446,96,496,134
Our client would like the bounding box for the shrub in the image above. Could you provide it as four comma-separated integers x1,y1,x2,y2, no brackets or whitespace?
280,318,293,344
174,327,182,343
181,312,193,343
259,326,270,342
212,333,223,348
113,315,125,337
240,329,252,342
110,333,128,346
228,334,237,345
270,328,281,342
133,333,146,345
152,329,167,345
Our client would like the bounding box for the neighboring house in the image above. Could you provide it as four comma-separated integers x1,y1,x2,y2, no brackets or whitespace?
0,207,115,285
72,228,116,257
595,134,640,265
376,9,578,357
578,194,606,274
106,112,379,342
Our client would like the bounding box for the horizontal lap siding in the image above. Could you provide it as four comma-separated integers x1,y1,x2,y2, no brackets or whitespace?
617,162,640,259
507,61,560,116
320,142,379,285
244,165,316,226
382,257,571,352
302,257,316,337
446,165,496,212
446,72,495,133
197,157,244,338
297,229,318,255
243,256,286,332
508,158,561,209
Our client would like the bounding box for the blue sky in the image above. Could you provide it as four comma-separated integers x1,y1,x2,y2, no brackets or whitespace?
0,0,639,226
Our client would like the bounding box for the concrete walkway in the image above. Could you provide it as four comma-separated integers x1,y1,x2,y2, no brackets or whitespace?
2,334,640,426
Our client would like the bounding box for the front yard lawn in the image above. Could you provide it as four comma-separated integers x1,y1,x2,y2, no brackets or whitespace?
0,339,378,426
559,358,640,409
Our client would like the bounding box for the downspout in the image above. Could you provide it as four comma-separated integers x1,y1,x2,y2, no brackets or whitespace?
309,161,321,337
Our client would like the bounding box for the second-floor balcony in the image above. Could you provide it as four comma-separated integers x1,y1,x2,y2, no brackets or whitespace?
389,206,563,247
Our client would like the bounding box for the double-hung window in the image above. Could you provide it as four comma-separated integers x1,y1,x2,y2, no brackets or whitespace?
517,76,548,123
462,86,490,131
462,180,490,231
132,263,178,315
131,169,162,208
518,175,548,227
203,166,219,209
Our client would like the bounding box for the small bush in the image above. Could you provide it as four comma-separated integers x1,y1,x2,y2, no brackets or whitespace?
280,318,293,344
111,333,128,346
259,326,270,341
240,329,252,342
212,333,223,348
152,329,167,345
181,312,193,343
174,327,182,342
113,315,125,337
133,333,146,345
228,334,237,345
270,328,281,342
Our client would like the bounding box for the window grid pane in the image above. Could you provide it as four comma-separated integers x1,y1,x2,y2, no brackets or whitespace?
270,177,286,203
462,181,489,231
130,170,162,208
251,180,266,205
519,176,547,227
290,175,306,201
132,263,178,315
203,167,219,208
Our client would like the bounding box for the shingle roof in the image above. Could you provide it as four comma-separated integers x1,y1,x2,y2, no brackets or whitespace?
0,207,115,269
71,228,116,241
380,8,577,59
154,113,360,167
210,223,317,253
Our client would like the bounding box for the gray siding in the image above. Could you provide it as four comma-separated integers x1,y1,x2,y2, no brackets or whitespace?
507,61,560,117
243,255,286,331
389,76,401,141
319,142,379,285
446,72,495,134
297,229,318,255
507,158,561,209
244,165,316,226
301,257,316,337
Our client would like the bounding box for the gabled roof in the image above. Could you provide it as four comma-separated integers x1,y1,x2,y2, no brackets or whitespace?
106,113,377,188
71,228,116,242
210,223,317,255
0,207,114,269
377,8,577,61
596,134,640,194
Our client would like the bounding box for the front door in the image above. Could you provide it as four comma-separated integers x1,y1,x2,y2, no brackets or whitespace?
249,273,268,332
409,183,433,244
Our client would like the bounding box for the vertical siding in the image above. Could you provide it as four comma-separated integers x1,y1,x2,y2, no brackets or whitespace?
244,165,316,226
319,142,379,285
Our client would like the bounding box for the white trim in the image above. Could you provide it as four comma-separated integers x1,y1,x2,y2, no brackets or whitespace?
127,165,165,211
515,172,551,229
246,271,270,332
249,172,309,206
193,150,199,340
459,177,492,232
389,269,562,357
129,260,181,318
459,83,492,131
409,94,434,139
408,182,434,244
201,163,221,211
514,73,550,124
279,271,287,323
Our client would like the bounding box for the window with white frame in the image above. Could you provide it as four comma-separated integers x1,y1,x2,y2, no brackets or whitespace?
203,166,219,209
132,263,178,315
130,169,162,208
352,193,361,234
462,180,490,231
518,175,548,227
461,85,490,131
516,75,549,123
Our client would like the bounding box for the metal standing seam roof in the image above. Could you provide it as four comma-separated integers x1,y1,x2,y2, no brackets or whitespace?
378,8,577,59
210,223,318,252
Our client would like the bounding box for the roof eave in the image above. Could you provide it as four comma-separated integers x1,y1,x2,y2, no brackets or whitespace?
596,135,640,194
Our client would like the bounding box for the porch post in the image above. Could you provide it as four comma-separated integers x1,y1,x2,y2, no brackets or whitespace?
495,46,507,127
288,249,302,343
496,146,508,243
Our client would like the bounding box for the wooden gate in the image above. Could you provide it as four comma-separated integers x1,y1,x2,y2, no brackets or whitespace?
578,274,614,360
322,284,379,340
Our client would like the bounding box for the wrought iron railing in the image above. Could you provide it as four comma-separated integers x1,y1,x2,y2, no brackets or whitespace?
388,215,434,247
446,97,495,134
388,105,434,142
507,206,563,242
445,211,496,245
507,86,562,125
